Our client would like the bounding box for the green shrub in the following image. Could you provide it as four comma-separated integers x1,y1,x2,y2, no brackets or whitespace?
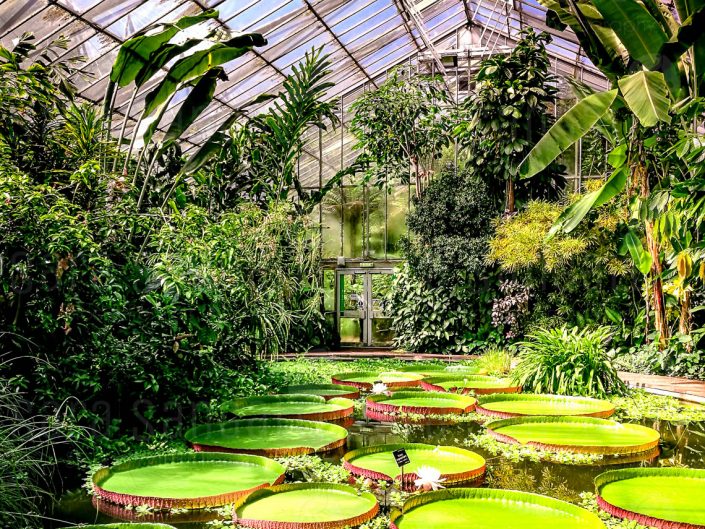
477,346,513,375
512,326,626,398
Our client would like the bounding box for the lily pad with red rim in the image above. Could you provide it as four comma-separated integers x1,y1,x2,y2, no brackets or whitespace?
476,393,615,418
421,374,521,395
486,416,660,455
366,391,476,423
343,443,485,490
222,394,354,422
185,418,348,456
92,452,285,509
59,525,175,529
596,468,705,528
233,483,379,529
331,371,424,390
390,488,606,529
280,383,360,400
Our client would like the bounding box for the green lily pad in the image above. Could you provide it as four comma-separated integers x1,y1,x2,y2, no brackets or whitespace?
222,394,354,421
234,483,379,529
391,488,605,529
185,418,348,456
422,374,520,394
486,416,660,455
92,452,285,509
366,391,476,423
477,393,615,418
280,383,360,399
596,468,705,527
343,443,485,488
398,364,485,377
331,371,424,389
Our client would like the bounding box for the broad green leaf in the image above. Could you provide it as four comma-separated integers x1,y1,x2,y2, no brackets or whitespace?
566,78,618,144
674,0,705,21
592,0,668,69
143,33,266,118
624,228,653,275
163,67,224,144
520,89,618,179
548,166,628,236
607,144,627,169
110,10,218,87
618,71,672,128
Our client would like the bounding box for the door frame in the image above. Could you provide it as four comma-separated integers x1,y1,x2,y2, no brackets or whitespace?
334,267,394,347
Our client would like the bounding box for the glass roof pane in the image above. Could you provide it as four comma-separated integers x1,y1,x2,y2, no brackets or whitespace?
0,0,47,38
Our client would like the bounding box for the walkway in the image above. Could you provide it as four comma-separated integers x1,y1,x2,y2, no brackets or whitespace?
281,351,705,405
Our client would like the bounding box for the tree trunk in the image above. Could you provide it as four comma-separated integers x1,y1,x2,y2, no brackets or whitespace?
638,163,669,348
505,178,516,214
412,156,422,198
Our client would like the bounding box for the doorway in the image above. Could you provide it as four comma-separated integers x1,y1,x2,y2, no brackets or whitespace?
335,268,395,347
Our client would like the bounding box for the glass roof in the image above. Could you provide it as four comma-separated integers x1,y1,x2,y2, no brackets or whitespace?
0,0,607,182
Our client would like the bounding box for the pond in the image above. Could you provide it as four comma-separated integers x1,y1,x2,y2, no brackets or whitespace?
54,413,705,528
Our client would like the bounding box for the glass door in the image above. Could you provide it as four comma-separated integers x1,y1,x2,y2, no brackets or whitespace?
336,269,395,347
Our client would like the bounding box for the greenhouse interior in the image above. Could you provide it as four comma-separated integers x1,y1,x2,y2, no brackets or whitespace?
4,0,705,528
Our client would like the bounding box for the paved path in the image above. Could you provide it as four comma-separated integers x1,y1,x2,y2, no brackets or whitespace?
281,351,705,405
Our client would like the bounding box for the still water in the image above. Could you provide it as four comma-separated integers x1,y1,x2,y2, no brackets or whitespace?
55,416,705,528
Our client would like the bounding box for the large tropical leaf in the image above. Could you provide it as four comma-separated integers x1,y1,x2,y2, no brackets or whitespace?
674,0,705,21
548,166,628,236
143,33,266,118
566,78,618,144
592,0,668,69
162,67,225,145
618,71,672,128
624,228,653,275
537,0,627,79
520,89,618,179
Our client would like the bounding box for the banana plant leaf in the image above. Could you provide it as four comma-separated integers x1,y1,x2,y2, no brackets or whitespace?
520,89,618,179
142,33,265,118
91,452,285,510
591,0,667,70
618,71,672,128
476,393,615,419
222,394,354,421
673,0,705,23
486,416,660,455
548,165,628,236
342,443,485,489
233,483,379,529
390,488,606,529
623,227,653,275
596,468,705,527
184,418,348,456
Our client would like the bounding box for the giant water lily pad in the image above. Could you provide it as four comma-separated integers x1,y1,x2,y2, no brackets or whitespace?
399,364,485,377
477,393,615,418
222,394,354,422
185,418,348,456
421,375,520,395
331,371,424,390
596,468,705,528
391,488,605,529
280,383,360,400
486,416,660,455
233,483,379,529
366,391,476,423
92,453,285,509
343,443,485,490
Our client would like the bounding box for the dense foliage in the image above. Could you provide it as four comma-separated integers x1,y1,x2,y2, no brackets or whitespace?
513,326,627,398
455,29,565,213
386,168,501,353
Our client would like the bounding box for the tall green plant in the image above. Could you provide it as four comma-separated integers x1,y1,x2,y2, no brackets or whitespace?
350,67,451,196
512,326,627,398
521,0,705,347
455,29,564,213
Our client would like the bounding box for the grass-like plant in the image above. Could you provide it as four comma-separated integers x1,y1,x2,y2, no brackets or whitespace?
512,326,626,398
477,347,513,375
